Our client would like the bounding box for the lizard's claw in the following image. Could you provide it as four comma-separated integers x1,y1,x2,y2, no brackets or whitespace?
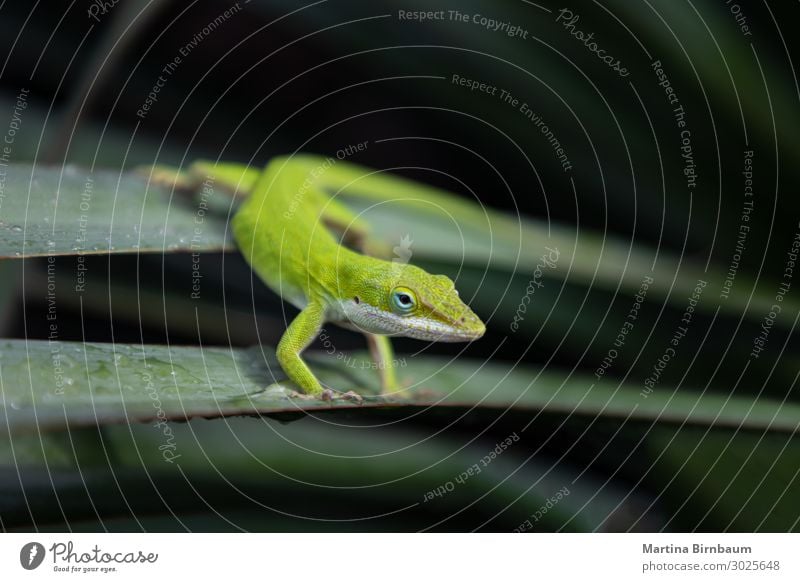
341,390,364,403
288,390,317,401
321,388,364,404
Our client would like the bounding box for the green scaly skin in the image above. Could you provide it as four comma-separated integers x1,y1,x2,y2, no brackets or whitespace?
140,155,485,400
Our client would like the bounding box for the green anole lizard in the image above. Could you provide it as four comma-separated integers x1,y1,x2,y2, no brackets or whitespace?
142,155,485,401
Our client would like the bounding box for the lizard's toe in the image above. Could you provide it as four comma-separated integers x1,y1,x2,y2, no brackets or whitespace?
341,390,364,403
319,388,363,403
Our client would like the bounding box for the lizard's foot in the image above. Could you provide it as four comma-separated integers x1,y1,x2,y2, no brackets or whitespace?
320,388,364,403
261,374,363,402
288,390,318,401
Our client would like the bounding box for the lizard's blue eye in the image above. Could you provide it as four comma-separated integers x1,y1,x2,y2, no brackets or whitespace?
391,287,416,314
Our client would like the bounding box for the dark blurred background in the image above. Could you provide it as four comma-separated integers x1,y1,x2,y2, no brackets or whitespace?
1,0,798,532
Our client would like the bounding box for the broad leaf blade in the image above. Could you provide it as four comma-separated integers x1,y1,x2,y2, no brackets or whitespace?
1,339,797,434
0,164,230,257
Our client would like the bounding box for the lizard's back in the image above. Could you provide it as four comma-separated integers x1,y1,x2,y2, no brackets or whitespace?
231,157,342,310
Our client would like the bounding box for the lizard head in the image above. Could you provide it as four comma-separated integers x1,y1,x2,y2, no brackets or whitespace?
339,261,486,342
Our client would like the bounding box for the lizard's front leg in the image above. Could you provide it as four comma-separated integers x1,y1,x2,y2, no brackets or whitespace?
278,301,361,402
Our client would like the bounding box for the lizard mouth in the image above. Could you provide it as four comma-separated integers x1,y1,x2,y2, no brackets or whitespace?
342,302,485,342
403,319,486,342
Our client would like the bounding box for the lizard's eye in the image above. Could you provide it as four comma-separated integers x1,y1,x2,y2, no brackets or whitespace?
391,287,416,315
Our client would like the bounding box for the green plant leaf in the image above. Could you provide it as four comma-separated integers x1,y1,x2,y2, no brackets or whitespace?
1,417,647,532
1,339,797,434
645,427,800,531
0,164,230,258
